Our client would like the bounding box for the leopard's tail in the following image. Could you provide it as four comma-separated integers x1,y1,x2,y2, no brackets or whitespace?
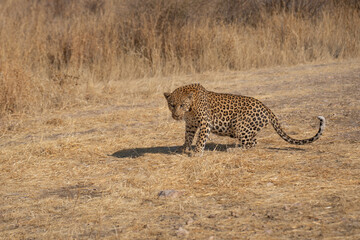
268,110,325,145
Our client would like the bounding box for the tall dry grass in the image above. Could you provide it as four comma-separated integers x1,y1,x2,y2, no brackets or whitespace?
0,0,359,116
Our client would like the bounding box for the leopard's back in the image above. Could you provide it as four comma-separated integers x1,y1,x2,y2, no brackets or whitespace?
205,92,271,138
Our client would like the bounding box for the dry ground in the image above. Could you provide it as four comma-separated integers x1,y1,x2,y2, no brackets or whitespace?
1,59,360,239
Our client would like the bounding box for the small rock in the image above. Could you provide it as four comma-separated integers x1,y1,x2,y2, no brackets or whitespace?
186,218,194,225
283,205,291,211
266,182,274,187
158,190,183,199
176,227,189,237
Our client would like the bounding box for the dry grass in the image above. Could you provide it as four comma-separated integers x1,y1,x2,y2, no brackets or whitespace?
1,59,359,239
1,0,359,238
1,0,360,116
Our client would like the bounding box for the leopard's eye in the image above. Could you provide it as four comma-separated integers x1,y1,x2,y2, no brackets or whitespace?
170,104,175,108
180,104,185,108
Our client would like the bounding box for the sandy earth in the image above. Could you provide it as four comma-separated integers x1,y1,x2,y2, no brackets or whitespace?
1,59,359,239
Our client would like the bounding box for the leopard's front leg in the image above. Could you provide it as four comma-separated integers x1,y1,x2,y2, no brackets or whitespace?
193,120,211,154
177,123,197,153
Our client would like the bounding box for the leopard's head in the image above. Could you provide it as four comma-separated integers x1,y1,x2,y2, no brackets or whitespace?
164,91,193,120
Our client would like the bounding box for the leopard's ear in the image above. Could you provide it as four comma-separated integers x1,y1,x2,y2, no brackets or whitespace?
164,92,171,100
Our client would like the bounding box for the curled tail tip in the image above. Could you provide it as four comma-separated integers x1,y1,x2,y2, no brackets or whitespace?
317,116,325,131
317,116,325,122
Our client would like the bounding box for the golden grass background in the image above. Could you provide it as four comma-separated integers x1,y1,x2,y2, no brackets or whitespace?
1,0,360,115
1,0,360,239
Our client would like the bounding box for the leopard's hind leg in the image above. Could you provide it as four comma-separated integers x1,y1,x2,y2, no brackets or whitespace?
232,114,268,149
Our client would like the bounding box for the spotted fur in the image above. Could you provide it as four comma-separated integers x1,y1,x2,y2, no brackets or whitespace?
164,83,325,154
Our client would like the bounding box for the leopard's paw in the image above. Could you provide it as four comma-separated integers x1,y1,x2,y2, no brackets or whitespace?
175,146,190,154
190,150,204,157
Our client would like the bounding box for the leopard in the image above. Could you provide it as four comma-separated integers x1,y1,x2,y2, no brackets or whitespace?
164,83,325,155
